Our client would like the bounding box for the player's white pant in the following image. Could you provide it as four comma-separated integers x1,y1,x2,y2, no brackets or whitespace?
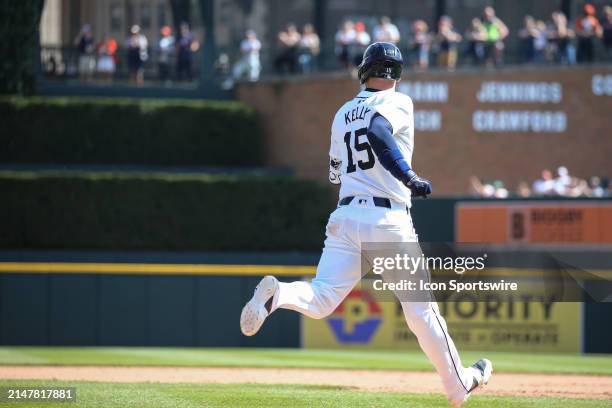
271,197,474,406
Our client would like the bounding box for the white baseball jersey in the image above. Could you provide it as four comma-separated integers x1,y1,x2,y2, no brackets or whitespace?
329,88,414,206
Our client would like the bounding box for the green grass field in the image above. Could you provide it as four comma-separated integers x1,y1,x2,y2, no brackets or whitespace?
1,348,611,408
0,381,608,408
1,347,611,375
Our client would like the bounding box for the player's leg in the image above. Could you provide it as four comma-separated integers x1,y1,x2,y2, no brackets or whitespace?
240,246,359,336
271,244,360,319
367,211,492,406
398,300,491,406
240,208,361,335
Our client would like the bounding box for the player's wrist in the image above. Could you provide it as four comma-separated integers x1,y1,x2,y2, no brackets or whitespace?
404,170,418,186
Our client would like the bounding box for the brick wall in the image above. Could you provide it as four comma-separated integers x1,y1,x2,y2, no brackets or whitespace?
236,67,612,194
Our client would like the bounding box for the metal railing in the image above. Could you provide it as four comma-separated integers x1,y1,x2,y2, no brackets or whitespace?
40,46,202,83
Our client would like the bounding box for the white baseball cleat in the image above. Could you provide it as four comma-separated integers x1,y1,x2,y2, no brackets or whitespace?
450,359,493,407
240,275,278,336
469,358,493,390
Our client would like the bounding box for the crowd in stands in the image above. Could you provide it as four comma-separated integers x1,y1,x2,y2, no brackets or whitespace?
273,23,321,75
518,4,612,64
469,167,611,199
52,21,199,85
331,3,611,72
46,3,612,84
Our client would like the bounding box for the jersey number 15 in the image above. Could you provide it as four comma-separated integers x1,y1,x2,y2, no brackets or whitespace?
344,127,375,173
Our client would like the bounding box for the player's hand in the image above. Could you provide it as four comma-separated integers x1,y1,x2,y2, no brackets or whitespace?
405,170,432,197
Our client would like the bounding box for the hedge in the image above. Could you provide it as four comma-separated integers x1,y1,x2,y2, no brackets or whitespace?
0,171,335,251
0,1,44,94
0,97,262,166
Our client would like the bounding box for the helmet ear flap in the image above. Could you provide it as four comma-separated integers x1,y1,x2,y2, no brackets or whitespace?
360,60,402,83
357,62,370,84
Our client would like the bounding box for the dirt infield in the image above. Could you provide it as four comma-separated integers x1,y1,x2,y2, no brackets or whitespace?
1,366,611,400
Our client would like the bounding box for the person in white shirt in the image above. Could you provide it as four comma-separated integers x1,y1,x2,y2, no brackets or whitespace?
298,23,321,73
335,20,357,69
373,16,401,44
233,30,262,82
126,25,148,85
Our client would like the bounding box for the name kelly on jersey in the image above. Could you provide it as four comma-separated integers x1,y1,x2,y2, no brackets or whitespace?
344,106,372,124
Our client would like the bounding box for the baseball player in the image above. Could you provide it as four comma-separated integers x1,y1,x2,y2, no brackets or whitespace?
240,42,492,407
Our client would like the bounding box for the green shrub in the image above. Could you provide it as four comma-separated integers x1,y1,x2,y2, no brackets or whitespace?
0,1,44,94
0,97,262,166
0,171,334,251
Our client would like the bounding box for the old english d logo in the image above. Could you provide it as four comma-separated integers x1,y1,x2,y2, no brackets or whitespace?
384,47,396,57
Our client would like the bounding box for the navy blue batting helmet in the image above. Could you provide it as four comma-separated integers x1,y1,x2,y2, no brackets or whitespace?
357,42,403,84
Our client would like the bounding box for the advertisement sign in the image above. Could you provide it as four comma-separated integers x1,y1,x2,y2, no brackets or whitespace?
303,287,581,352
456,201,612,243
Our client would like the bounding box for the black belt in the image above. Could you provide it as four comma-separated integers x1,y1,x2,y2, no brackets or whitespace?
339,196,392,208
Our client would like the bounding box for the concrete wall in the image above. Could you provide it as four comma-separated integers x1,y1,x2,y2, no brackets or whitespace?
236,66,612,194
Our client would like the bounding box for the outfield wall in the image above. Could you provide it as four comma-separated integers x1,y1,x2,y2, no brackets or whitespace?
0,254,609,353
236,66,612,194
1,198,610,352
0,267,303,348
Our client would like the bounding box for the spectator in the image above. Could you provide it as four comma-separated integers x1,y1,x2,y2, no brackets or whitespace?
233,29,262,82
575,3,602,63
96,34,117,81
548,11,575,64
215,53,231,76
533,20,549,63
44,55,58,76
74,24,95,81
492,181,509,198
373,16,401,44
468,176,507,198
464,18,487,65
176,22,199,81
215,53,233,90
409,20,431,71
589,176,610,197
468,176,492,197
436,16,462,70
554,166,572,195
567,177,591,197
158,25,174,83
517,182,532,197
126,25,148,85
518,15,537,62
602,6,612,60
335,20,356,69
275,23,301,74
471,171,608,198
298,23,320,74
352,21,371,67
482,6,509,67
532,169,555,195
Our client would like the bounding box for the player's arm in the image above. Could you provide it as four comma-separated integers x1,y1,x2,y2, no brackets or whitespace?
328,123,342,184
329,156,341,184
367,112,431,197
328,115,343,185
